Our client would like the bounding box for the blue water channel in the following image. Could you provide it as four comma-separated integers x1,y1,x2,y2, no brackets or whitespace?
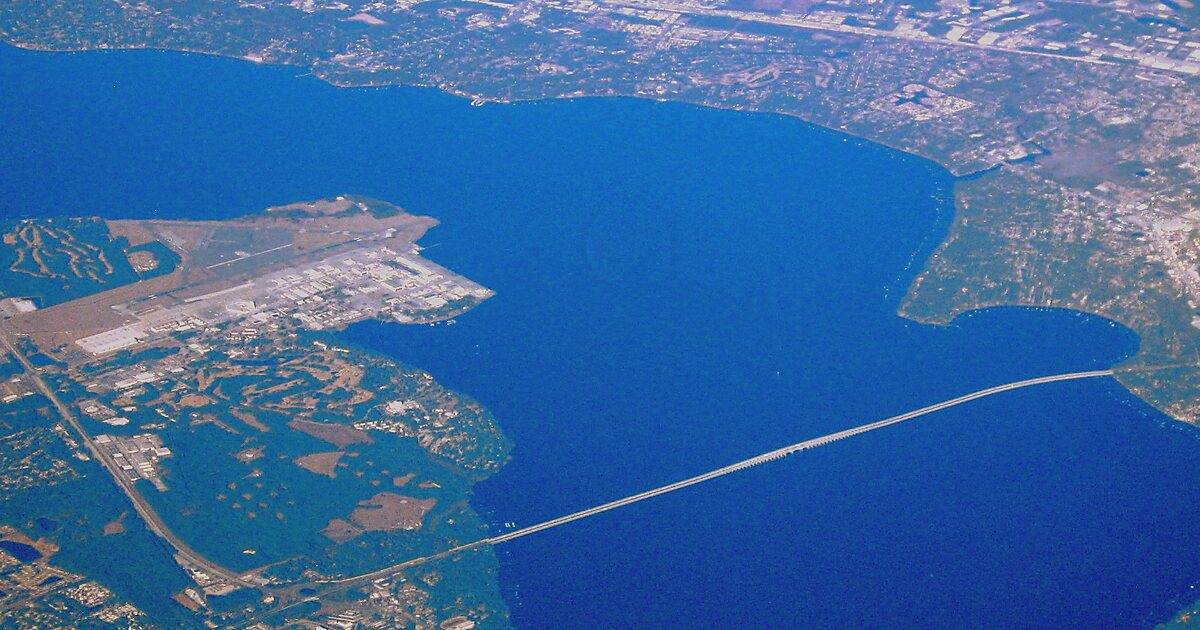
2,42,1199,628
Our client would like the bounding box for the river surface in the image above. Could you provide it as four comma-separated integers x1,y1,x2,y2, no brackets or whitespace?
3,42,1200,628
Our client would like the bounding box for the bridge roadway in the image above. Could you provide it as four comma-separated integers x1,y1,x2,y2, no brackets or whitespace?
315,368,1115,593
1,314,1176,628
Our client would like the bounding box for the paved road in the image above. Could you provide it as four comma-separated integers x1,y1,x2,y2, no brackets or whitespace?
5,337,1112,628
329,368,1115,585
590,0,1139,72
0,330,254,589
231,367,1116,626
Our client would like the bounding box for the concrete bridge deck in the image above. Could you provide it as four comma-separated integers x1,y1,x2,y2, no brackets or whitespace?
330,368,1115,588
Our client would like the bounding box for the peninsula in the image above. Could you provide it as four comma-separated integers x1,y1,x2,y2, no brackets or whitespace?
3,0,1200,425
0,197,511,628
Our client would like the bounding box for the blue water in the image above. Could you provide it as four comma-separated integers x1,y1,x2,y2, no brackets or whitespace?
3,42,1200,628
0,539,42,562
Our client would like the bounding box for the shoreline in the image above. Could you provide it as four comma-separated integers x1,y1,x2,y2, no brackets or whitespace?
0,38,1175,421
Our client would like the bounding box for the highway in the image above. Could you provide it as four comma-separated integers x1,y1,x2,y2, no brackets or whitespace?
3,330,1114,627
580,0,1145,72
581,0,1199,78
479,369,1115,546
318,368,1115,589
0,329,256,590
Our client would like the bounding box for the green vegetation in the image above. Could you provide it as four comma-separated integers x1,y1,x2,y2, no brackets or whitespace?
0,218,176,307
0,197,509,626
127,240,181,280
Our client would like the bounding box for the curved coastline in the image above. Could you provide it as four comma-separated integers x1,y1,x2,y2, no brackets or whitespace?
2,41,1200,624
3,38,1181,425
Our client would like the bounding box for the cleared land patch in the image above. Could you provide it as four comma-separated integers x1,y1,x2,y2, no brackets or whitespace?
294,451,343,478
320,518,363,544
350,492,436,532
289,419,372,448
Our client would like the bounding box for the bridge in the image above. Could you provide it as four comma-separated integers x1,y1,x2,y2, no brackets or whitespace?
0,313,1173,629
478,368,1116,546
323,368,1115,590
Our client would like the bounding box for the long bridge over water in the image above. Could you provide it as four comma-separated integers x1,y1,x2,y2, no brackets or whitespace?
326,368,1116,588
1,319,1165,627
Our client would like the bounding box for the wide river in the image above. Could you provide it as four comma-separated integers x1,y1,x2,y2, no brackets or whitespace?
3,42,1200,628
